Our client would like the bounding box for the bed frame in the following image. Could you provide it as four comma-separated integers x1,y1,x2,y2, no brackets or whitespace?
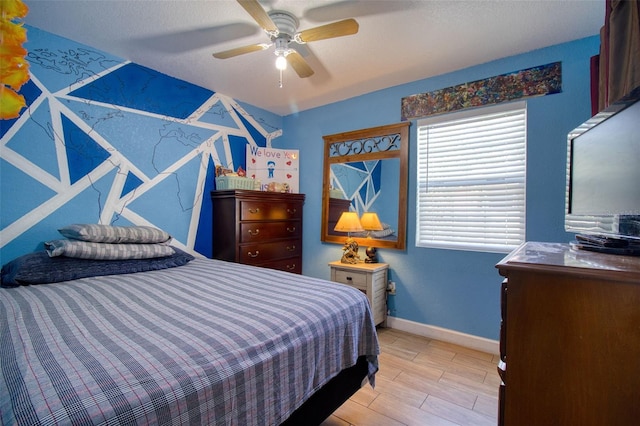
282,356,369,425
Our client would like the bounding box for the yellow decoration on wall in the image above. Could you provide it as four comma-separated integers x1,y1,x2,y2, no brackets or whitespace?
0,0,29,120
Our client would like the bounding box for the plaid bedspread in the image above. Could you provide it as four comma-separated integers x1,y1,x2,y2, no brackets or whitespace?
1,259,379,425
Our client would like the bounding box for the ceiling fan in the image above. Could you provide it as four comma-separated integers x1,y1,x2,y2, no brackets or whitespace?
212,0,359,81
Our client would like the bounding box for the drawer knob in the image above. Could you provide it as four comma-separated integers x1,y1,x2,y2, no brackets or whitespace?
286,245,296,252
286,264,296,270
346,276,352,281
249,208,260,214
287,226,296,233
287,208,297,214
248,229,260,236
247,250,260,258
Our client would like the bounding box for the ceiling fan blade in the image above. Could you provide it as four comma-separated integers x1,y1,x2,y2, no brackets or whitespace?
297,19,358,43
237,0,278,34
287,50,314,78
213,43,269,59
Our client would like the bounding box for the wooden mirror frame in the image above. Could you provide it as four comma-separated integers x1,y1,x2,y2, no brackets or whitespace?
321,122,409,250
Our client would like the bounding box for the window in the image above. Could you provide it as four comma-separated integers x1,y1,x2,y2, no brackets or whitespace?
416,101,526,253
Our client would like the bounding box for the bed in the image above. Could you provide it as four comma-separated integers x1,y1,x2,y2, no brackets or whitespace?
1,248,379,425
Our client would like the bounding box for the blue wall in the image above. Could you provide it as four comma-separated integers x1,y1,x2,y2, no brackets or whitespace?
281,36,600,339
1,22,599,340
1,26,282,264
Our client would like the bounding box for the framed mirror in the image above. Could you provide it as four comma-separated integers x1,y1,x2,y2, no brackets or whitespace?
321,122,409,250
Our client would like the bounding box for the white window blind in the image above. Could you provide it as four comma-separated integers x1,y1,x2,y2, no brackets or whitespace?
416,101,526,253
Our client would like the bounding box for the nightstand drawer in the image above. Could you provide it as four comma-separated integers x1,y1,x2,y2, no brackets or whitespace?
333,269,368,290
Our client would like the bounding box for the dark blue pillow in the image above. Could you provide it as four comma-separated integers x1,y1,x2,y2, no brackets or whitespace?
1,247,195,288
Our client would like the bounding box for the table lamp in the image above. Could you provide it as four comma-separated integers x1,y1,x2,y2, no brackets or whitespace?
334,211,364,264
360,212,384,263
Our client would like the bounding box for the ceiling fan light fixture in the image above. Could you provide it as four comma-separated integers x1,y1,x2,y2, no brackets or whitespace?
274,37,289,70
213,1,358,81
275,54,287,70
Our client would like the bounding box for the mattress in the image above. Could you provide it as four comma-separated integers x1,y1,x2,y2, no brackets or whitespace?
1,258,379,425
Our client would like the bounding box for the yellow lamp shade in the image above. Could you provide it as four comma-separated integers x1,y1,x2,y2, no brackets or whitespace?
360,212,383,231
334,211,364,233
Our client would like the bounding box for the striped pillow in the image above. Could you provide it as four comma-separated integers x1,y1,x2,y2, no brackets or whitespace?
59,224,171,244
45,240,174,260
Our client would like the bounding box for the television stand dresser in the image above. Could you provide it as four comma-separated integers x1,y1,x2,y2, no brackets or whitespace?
496,242,640,426
211,190,305,274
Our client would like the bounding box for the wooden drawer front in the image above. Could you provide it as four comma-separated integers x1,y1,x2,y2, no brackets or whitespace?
239,222,301,243
239,240,301,263
240,201,302,221
333,269,367,290
258,258,302,274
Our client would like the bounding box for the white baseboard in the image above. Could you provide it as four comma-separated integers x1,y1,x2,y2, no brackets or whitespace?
385,317,499,355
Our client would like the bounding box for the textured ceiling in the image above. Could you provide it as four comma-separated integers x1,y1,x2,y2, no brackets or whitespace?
24,0,604,116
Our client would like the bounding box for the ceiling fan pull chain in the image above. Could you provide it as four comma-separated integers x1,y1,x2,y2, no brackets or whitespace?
279,68,284,89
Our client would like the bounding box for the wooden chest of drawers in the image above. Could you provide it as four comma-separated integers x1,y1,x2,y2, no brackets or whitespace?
211,190,305,274
327,198,352,236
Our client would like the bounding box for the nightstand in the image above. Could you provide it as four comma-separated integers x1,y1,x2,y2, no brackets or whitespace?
329,261,388,326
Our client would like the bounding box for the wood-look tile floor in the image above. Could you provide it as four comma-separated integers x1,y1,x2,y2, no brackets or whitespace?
321,328,500,426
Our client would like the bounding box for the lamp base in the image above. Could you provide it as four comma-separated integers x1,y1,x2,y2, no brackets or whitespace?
340,237,361,264
364,246,377,263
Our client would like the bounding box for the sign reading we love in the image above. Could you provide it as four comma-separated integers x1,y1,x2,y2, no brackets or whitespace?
246,146,299,193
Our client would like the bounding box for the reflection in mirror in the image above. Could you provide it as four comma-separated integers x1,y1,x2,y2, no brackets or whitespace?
321,122,409,251
328,159,399,241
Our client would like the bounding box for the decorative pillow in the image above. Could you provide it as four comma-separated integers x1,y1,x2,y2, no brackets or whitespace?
352,223,395,238
58,224,171,244
370,227,395,238
45,240,175,260
1,248,195,288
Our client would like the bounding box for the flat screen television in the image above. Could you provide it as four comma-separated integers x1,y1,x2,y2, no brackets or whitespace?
565,85,640,252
